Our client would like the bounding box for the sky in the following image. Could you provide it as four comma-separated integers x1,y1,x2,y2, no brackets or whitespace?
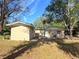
8,0,51,23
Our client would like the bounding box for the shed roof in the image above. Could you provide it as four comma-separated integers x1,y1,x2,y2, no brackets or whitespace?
6,21,34,28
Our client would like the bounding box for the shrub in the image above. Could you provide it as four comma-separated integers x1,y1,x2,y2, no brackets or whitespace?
4,35,10,40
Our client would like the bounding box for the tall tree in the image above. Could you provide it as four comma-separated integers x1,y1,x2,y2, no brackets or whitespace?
34,17,50,36
0,0,15,31
33,17,44,29
0,0,29,32
44,0,79,37
67,0,79,37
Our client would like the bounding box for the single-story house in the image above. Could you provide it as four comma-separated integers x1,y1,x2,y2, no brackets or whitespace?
6,21,34,41
47,28,65,39
35,28,64,39
35,29,50,38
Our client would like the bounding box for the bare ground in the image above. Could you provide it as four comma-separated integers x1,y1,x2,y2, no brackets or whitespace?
0,40,28,59
0,38,79,59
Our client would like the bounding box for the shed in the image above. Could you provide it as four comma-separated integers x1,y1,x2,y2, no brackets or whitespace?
6,21,34,41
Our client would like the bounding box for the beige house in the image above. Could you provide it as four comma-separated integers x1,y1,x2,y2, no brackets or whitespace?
6,21,34,41
48,28,65,39
35,28,64,39
35,29,50,38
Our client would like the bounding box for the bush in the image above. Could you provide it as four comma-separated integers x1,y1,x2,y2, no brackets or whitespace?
4,35,10,40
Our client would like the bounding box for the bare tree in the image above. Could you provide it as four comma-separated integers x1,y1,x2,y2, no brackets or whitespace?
0,0,29,32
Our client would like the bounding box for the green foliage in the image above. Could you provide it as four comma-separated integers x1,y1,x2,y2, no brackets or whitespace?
45,0,67,20
68,0,79,26
0,35,10,40
50,21,64,28
33,17,44,29
0,26,10,40
44,0,79,36
45,0,79,26
4,35,10,40
0,26,10,36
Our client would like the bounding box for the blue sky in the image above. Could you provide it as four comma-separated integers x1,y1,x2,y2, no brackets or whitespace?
8,0,51,23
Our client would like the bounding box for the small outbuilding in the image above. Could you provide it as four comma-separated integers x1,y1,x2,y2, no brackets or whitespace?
6,21,34,41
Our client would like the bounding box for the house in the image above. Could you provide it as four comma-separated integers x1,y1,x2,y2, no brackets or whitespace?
35,28,64,39
47,28,64,39
35,29,44,36
35,29,50,38
6,21,34,41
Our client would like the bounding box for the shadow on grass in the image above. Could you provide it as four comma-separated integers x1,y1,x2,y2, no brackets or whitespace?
39,38,79,58
52,38,79,58
3,38,79,59
58,43,79,58
3,41,41,59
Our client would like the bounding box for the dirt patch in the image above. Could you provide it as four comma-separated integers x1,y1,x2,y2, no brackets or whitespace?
0,40,27,59
15,42,79,59
0,40,79,59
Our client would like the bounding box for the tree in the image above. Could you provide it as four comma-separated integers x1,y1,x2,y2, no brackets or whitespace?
0,0,29,32
66,0,79,37
44,0,79,38
33,17,50,36
33,17,44,29
0,0,14,31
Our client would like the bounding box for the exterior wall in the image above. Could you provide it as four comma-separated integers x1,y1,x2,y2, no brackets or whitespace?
48,30,65,39
45,31,50,38
35,30,44,36
60,31,65,38
30,28,35,40
11,25,30,41
35,30,50,38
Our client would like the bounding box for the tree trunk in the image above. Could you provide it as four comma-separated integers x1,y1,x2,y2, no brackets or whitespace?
0,4,3,32
69,26,73,39
65,24,73,39
0,24,2,32
0,0,6,32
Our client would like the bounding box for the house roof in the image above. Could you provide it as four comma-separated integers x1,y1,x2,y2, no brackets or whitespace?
6,21,34,28
35,28,64,31
47,28,64,31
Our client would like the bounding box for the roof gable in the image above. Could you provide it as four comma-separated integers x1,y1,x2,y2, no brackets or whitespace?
6,21,34,28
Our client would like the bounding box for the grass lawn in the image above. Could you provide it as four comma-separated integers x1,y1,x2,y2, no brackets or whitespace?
0,40,28,59
15,41,79,59
0,39,79,59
